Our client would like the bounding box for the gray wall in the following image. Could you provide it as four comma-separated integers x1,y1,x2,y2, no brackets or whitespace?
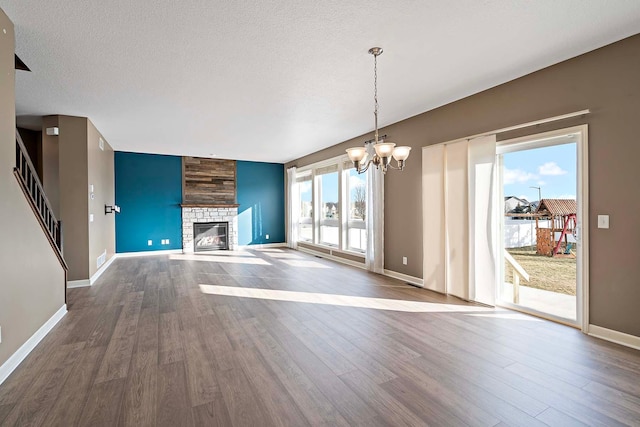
87,119,115,278
41,115,60,217
0,8,66,369
286,33,640,338
52,116,115,281
58,115,90,281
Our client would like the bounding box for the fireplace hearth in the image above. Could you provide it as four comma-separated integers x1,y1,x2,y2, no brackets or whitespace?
194,222,229,252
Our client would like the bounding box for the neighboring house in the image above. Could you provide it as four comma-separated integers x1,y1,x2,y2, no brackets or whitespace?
504,196,531,215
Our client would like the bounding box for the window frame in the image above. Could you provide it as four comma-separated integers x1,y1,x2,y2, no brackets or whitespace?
294,154,367,256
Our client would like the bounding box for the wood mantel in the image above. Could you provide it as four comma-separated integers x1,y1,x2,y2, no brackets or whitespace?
180,203,240,208
182,157,237,204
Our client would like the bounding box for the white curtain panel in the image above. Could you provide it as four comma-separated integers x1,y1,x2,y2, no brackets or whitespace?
468,135,497,306
422,144,447,293
445,140,470,300
366,166,384,273
286,166,299,250
422,135,497,304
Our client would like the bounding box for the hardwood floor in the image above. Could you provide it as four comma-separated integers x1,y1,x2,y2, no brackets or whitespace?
1,248,640,426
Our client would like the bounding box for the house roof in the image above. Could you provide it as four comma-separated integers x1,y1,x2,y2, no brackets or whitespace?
505,196,529,204
535,199,577,216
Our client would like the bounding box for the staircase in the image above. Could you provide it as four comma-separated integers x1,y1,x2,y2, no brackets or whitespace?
13,129,67,272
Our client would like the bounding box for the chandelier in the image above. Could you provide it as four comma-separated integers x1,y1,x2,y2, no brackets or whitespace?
346,47,411,174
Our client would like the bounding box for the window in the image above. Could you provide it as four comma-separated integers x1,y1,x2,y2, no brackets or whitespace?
347,168,366,252
297,173,312,241
294,156,367,253
317,166,339,246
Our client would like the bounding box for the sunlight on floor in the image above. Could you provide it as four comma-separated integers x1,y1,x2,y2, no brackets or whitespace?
261,252,304,260
279,259,331,268
465,312,543,322
198,285,493,313
170,254,271,265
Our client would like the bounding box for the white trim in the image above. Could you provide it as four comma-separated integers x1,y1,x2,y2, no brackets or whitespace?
67,279,90,288
116,249,183,258
237,242,287,250
495,124,589,331
578,125,590,332
466,110,590,142
383,269,424,288
297,246,366,269
298,241,365,259
66,253,122,288
296,152,350,173
90,253,117,285
588,325,640,351
0,304,67,386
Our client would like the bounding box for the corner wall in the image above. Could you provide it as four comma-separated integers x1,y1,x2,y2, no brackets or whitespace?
0,7,66,369
58,115,89,281
285,33,640,338
237,161,285,245
87,119,115,277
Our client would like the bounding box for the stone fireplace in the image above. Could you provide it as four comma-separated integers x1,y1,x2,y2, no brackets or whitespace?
181,206,238,252
181,157,239,252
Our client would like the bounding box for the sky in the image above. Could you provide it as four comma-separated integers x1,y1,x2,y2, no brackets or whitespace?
503,142,576,202
299,170,364,203
300,142,576,206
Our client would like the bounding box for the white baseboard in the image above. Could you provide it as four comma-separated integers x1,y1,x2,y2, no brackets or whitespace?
238,242,287,249
116,249,183,258
588,324,640,351
0,304,67,386
90,254,117,285
383,269,424,288
67,279,90,288
297,246,366,270
66,253,118,288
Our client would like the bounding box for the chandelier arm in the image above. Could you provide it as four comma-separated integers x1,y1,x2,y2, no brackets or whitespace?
357,160,372,174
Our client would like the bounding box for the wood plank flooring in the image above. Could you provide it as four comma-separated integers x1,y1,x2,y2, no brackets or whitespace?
1,248,640,426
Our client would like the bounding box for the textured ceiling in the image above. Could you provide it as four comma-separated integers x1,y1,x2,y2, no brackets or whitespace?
3,0,640,163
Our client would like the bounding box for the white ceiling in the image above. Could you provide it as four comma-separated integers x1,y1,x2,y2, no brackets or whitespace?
3,1,640,163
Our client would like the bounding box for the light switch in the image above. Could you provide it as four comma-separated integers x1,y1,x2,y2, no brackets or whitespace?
597,215,609,229
148,240,153,246
89,214,94,223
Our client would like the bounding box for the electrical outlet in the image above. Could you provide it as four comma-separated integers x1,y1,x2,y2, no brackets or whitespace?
148,240,153,246
402,256,408,265
166,239,170,245
266,234,270,240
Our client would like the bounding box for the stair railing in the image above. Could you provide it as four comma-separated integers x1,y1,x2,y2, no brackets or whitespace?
13,129,66,266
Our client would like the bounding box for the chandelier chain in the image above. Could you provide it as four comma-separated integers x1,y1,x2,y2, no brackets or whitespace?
373,51,379,143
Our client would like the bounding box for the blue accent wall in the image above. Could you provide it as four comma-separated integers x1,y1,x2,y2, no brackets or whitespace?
115,152,183,253
237,161,285,245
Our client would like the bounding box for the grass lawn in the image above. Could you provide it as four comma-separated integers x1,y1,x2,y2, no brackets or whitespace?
506,247,577,296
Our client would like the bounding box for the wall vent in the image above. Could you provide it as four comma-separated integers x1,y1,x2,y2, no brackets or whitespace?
97,250,106,269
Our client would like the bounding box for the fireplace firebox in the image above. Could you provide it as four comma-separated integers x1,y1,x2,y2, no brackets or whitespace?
193,222,229,252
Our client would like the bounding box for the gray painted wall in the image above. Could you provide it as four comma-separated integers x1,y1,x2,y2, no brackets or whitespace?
286,33,640,338
0,8,66,368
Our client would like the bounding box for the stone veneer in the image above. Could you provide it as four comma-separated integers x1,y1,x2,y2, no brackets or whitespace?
182,206,238,252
